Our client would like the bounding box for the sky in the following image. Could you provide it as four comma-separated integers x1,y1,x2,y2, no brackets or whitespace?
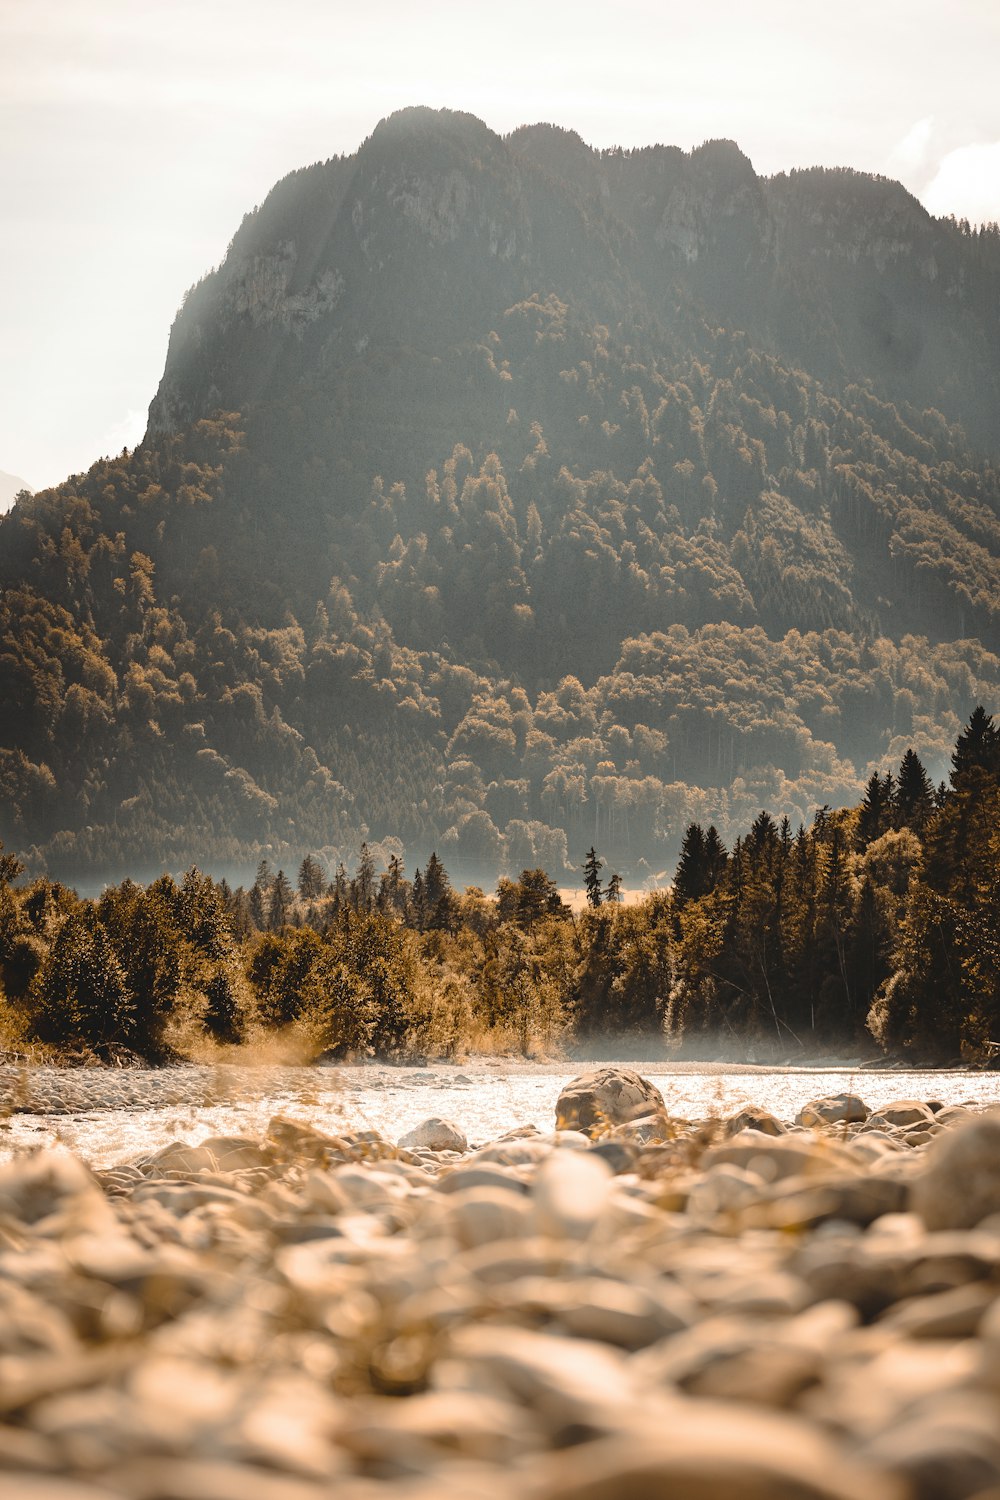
2,0,999,495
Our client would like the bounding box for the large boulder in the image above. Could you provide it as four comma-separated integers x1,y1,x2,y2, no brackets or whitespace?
555,1067,665,1137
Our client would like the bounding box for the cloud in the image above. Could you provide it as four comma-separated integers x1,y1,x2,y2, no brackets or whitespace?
922,141,1000,226
885,116,935,190
97,407,147,460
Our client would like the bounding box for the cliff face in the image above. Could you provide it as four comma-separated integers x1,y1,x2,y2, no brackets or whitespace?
149,109,1000,451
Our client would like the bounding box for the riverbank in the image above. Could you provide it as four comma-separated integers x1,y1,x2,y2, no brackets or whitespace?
2,1072,1000,1496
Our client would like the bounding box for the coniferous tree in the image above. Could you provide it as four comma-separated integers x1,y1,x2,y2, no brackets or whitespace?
269,870,294,930
352,842,376,913
297,854,326,903
856,772,893,848
583,847,604,908
672,824,707,909
893,750,934,830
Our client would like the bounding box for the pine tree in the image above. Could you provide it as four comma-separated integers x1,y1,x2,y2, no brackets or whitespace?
582,847,604,908
269,870,293,930
856,771,893,847
703,826,728,894
672,824,707,909
297,854,325,902
352,842,376,912
893,750,934,830
606,871,623,903
951,706,1000,790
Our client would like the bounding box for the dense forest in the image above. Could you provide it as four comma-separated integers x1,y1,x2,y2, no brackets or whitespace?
2,108,1000,886
1,711,997,1066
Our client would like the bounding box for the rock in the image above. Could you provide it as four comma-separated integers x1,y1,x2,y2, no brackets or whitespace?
797,1094,869,1127
588,1141,637,1174
705,1131,852,1183
397,1117,468,1153
97,1457,335,1499
436,1166,528,1197
878,1281,995,1338
337,1388,532,1466
867,1100,938,1130
738,1172,909,1230
554,1068,665,1136
438,1324,635,1435
911,1111,1000,1229
686,1163,768,1219
605,1114,670,1145
860,1393,1000,1500
0,1479,132,1500
565,1281,696,1349
636,1315,822,1406
534,1404,909,1499
724,1106,787,1137
0,1151,113,1233
445,1188,533,1249
146,1142,223,1177
532,1149,613,1238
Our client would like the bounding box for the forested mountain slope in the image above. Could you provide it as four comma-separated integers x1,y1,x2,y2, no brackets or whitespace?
2,107,1000,885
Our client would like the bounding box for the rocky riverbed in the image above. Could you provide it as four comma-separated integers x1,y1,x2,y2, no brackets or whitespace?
3,1068,1000,1498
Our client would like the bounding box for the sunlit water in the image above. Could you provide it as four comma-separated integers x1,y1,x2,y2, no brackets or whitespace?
4,1059,1000,1166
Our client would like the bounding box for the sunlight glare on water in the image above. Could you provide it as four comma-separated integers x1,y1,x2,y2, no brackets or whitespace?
4,1060,1000,1165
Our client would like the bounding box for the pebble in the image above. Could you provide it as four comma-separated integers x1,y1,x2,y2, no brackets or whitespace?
0,1066,997,1498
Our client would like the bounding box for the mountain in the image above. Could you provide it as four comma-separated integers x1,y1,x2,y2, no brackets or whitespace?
0,473,32,515
2,106,1000,887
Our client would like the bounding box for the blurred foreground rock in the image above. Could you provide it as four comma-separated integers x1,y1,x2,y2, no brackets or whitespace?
3,1085,1000,1496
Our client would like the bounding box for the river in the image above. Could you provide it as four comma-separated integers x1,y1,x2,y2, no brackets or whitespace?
3,1057,1000,1164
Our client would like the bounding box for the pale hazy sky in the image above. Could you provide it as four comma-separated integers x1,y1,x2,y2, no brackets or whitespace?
2,0,999,493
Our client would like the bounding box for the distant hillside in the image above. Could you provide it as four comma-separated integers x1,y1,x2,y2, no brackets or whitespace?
0,472,31,514
2,107,1000,886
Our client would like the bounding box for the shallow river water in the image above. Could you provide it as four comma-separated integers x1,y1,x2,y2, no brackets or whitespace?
4,1057,1000,1165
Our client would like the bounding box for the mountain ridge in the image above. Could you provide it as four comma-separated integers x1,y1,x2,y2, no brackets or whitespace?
2,107,1000,886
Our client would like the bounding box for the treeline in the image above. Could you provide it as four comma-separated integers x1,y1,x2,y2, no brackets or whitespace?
1,710,998,1065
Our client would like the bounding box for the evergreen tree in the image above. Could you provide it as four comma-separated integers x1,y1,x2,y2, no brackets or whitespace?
32,906,135,1052
893,750,934,830
297,854,326,902
269,870,294,930
703,826,728,894
378,854,408,915
856,771,893,847
672,824,707,909
352,842,376,913
248,881,268,930
583,847,604,908
951,706,1000,789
